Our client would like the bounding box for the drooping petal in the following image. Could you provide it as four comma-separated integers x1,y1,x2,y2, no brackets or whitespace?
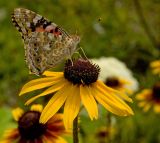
98,80,132,102
12,108,24,121
19,75,63,96
80,85,98,120
92,82,134,116
64,85,81,129
43,71,63,77
30,104,43,112
96,81,133,112
92,86,129,116
25,78,66,105
40,82,72,124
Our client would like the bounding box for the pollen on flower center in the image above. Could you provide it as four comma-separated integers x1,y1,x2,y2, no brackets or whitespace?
105,77,120,88
18,111,46,140
64,59,100,85
152,82,160,102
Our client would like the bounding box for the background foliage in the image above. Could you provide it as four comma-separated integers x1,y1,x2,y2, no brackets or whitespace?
0,0,160,142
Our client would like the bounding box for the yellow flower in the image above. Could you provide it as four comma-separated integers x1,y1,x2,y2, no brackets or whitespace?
105,76,133,95
0,104,68,143
19,59,134,129
150,60,160,75
136,82,160,113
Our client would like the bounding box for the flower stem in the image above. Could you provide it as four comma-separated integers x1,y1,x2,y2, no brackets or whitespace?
106,113,112,143
73,116,79,143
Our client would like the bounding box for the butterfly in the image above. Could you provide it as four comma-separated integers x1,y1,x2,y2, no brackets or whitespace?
11,8,80,75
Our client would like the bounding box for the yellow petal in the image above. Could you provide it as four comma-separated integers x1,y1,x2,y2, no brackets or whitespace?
0,129,19,143
143,102,151,112
92,86,131,116
64,85,81,129
136,89,152,100
96,81,133,113
80,85,98,120
42,135,53,143
40,82,71,123
42,135,67,143
0,140,9,143
19,76,63,96
55,136,67,143
43,71,63,77
119,79,132,85
152,68,160,74
150,60,160,67
116,90,133,103
25,78,66,105
93,82,134,116
98,80,132,103
138,101,147,107
153,104,160,113
47,113,63,124
30,104,43,112
12,108,24,121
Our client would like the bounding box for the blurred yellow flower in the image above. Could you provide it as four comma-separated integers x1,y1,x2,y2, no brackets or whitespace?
19,59,134,129
136,82,160,113
0,104,68,143
105,76,133,95
150,60,160,75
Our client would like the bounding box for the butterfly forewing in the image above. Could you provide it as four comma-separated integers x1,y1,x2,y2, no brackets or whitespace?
12,8,56,39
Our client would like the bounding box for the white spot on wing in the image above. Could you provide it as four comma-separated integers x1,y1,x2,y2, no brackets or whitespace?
33,15,42,24
26,22,30,27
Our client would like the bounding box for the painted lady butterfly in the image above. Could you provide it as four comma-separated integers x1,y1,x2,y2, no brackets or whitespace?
12,8,80,75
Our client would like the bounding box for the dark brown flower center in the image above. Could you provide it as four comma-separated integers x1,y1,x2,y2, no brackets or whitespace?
152,82,160,102
105,77,120,88
64,59,100,85
18,111,46,140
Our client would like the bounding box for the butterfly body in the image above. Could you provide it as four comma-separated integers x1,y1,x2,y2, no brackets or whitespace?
12,8,80,75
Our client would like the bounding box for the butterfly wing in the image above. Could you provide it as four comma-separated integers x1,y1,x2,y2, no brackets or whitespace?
12,8,56,39
12,8,80,75
26,31,80,75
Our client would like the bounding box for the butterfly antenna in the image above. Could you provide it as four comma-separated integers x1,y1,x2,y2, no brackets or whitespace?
68,55,73,66
80,46,88,60
71,58,73,66
74,51,82,58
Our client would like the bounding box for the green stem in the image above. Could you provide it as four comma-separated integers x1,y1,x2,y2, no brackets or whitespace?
73,116,79,143
106,113,112,143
